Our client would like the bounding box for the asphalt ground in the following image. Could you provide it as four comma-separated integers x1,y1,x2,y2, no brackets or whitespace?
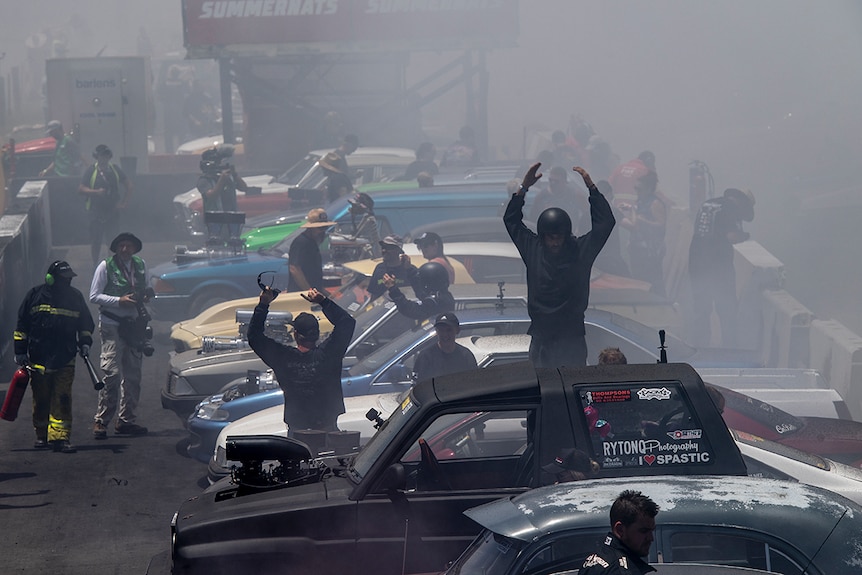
0,242,207,574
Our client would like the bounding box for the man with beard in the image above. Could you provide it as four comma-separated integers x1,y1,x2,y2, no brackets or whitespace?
505,163,614,368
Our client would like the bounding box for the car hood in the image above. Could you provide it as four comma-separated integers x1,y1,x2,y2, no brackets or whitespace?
172,348,262,373
11,137,56,154
218,393,401,450
173,174,287,208
788,417,862,458
151,251,286,278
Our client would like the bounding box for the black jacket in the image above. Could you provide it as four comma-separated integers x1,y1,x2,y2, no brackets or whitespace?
504,185,614,337
580,532,655,575
386,286,455,321
247,298,356,426
14,283,95,370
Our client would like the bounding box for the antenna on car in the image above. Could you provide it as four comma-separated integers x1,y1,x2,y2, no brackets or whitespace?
496,282,506,315
657,329,668,364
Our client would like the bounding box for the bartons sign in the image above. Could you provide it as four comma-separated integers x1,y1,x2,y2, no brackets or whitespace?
183,0,518,55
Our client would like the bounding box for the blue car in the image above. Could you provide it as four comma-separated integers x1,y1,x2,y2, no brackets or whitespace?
185,306,759,463
150,183,533,320
186,306,534,463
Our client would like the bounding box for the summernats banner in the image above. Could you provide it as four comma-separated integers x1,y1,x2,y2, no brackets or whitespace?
183,0,519,56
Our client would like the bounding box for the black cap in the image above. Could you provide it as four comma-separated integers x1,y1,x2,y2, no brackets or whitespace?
414,232,442,248
434,312,459,329
110,232,142,254
48,260,76,278
290,312,320,340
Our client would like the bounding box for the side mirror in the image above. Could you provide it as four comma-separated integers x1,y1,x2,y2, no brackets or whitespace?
377,463,407,492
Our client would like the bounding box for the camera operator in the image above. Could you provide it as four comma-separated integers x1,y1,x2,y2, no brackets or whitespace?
197,145,248,240
89,232,151,439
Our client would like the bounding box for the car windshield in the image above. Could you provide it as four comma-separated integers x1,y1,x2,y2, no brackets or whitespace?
445,530,525,575
275,154,320,185
347,322,435,376
349,391,421,481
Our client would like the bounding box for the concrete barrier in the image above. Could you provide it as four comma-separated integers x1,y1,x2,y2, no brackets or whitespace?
0,181,51,373
760,289,813,369
733,241,785,350
809,318,862,421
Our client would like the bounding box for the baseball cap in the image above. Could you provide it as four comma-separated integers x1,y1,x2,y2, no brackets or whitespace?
414,232,442,247
434,312,460,329
45,120,62,134
541,448,594,475
48,260,76,278
302,208,335,228
290,312,320,340
379,235,404,251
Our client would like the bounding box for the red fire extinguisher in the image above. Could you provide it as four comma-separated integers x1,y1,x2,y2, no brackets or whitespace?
0,366,32,422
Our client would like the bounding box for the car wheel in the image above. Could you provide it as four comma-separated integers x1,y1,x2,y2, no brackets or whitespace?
189,288,241,317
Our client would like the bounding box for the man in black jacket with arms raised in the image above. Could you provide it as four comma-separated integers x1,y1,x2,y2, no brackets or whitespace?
504,163,614,368
248,287,356,435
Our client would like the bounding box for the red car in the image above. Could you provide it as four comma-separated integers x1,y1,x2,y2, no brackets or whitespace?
716,384,862,467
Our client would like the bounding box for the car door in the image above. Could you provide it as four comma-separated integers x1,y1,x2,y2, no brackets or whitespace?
354,407,539,575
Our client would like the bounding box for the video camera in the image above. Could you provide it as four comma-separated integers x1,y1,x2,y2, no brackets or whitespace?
200,144,235,175
121,287,155,357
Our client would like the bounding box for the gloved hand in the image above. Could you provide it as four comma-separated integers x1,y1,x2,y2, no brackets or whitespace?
80,345,90,357
14,354,28,366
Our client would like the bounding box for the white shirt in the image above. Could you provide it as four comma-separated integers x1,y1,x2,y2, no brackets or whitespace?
89,257,146,325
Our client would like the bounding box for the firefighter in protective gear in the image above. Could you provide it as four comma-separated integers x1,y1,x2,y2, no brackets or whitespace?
13,261,95,452
505,163,615,368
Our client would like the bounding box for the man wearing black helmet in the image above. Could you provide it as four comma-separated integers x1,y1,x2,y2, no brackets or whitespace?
505,163,615,368
382,261,455,321
79,144,135,266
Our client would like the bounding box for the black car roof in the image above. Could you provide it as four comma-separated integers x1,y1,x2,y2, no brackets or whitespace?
465,474,861,553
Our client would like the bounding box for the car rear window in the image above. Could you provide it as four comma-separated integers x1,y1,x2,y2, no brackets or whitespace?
576,382,717,472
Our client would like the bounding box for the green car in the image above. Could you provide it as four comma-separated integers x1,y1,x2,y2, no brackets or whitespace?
241,181,418,251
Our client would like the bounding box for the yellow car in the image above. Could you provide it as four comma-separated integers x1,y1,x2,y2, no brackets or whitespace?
170,253,474,351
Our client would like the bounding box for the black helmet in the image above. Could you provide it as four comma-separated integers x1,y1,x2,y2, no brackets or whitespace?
537,207,572,237
417,261,449,292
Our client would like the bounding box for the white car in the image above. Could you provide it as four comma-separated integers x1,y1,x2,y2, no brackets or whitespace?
173,146,415,239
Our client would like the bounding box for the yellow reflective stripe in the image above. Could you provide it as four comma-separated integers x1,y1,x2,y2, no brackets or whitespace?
29,304,81,318
30,363,46,373
13,330,27,341
80,331,93,338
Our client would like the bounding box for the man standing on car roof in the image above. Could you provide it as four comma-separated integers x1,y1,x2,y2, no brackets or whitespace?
248,287,356,435
505,163,614,368
319,134,359,202
288,208,335,292
580,490,658,575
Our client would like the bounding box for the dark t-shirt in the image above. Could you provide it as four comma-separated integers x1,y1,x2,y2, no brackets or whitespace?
403,159,439,180
414,343,478,382
288,231,324,292
368,261,418,300
81,163,128,216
